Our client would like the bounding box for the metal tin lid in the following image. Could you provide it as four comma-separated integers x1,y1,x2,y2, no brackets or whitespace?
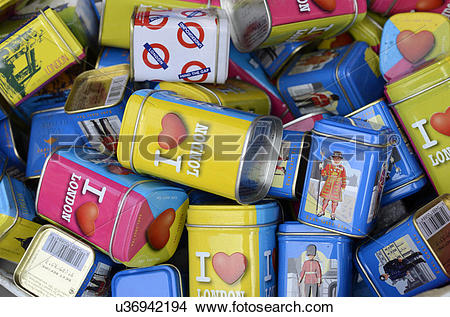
111,265,182,297
186,200,279,227
278,221,351,237
312,116,391,147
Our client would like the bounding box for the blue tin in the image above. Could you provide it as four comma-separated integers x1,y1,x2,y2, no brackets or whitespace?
188,189,230,205
268,130,310,200
277,42,385,118
347,99,427,206
298,116,393,238
252,42,309,80
0,117,27,179
111,265,183,297
96,47,130,69
355,194,450,297
278,222,352,297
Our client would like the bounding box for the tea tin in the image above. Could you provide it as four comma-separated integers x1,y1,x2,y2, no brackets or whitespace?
186,200,279,297
347,99,427,206
223,0,367,52
268,130,310,199
14,225,116,297
278,221,352,297
229,43,295,123
355,194,450,296
117,89,282,204
278,42,385,118
99,0,221,49
379,13,450,82
156,79,271,115
348,12,385,53
36,147,189,267
111,265,183,297
370,0,450,17
96,47,130,69
298,116,393,238
0,167,41,263
131,5,229,84
283,110,332,132
387,56,450,196
0,117,27,179
0,8,85,106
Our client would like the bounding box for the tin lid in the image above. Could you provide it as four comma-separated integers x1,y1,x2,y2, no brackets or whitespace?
111,265,182,297
278,221,350,236
186,200,279,227
312,116,391,147
156,82,219,104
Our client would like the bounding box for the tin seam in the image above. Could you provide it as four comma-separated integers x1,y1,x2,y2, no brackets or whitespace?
383,174,426,195
383,0,398,16
0,156,8,183
185,220,279,228
0,175,19,241
196,84,223,106
297,219,366,238
388,78,450,107
311,129,389,148
283,110,328,128
335,43,356,111
331,0,360,38
277,232,343,236
214,7,220,84
344,98,385,117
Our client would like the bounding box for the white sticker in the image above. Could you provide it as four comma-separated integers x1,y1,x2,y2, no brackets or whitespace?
416,201,450,240
42,233,90,271
105,75,128,106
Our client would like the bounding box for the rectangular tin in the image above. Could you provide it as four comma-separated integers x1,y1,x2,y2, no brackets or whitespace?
298,116,393,238
156,79,271,115
277,42,385,118
0,116,27,179
186,200,279,297
278,221,352,297
117,89,282,204
386,56,450,196
36,146,189,267
131,5,229,84
96,47,130,69
14,225,116,297
355,194,450,296
346,99,427,206
348,12,385,53
0,8,85,106
223,0,367,52
370,0,450,17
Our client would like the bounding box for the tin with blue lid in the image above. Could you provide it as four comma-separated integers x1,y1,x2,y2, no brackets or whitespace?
277,42,385,118
346,99,427,206
0,117,27,179
95,47,130,69
355,194,450,297
298,116,393,238
111,265,183,297
278,221,352,297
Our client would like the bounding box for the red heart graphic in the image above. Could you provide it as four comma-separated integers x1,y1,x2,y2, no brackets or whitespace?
76,202,99,237
397,30,435,64
430,107,450,136
158,113,187,150
416,0,444,11
312,0,336,11
212,252,247,285
147,208,176,250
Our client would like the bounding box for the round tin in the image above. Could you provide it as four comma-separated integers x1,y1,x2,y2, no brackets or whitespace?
117,89,282,204
186,200,279,297
278,221,352,297
111,264,183,297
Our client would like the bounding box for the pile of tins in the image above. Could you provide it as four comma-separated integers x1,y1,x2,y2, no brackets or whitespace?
0,0,449,298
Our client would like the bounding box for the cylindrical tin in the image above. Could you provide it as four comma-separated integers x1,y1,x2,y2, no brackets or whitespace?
131,5,229,84
386,56,450,196
268,130,311,199
355,194,450,296
117,89,282,204
0,117,27,179
0,168,41,263
223,0,367,53
156,79,271,115
111,265,183,297
347,99,427,206
379,13,450,82
298,116,393,238
348,12,385,53
278,221,352,297
36,147,189,267
14,225,116,297
0,8,85,107
99,0,221,49
186,200,279,297
96,47,130,69
283,110,332,132
277,42,385,118
370,0,450,17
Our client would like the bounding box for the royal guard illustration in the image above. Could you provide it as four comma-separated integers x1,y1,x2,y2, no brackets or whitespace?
379,252,426,284
298,244,322,297
316,151,347,220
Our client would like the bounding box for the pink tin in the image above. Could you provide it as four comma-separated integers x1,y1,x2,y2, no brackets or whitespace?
370,0,450,18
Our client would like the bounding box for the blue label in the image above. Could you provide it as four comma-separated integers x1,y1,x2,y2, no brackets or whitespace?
178,22,204,48
143,43,169,70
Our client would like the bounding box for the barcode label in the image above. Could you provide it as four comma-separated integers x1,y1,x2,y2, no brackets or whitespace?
42,233,90,271
105,75,128,106
416,201,450,240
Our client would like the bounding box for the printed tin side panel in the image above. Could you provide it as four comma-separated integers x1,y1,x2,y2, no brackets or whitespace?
77,250,116,297
96,47,130,69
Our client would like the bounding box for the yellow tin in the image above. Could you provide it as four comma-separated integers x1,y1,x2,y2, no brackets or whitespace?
186,200,279,297
157,79,271,115
348,12,385,50
0,8,85,107
387,56,450,196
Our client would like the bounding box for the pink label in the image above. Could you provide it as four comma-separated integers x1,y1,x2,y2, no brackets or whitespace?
371,0,450,17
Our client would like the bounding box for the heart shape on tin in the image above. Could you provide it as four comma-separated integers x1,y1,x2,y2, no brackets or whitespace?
396,30,435,64
158,113,187,150
76,201,99,237
147,208,176,250
430,107,450,136
312,0,336,11
212,252,248,285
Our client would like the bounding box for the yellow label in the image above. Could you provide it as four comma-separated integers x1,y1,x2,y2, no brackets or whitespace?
364,47,381,78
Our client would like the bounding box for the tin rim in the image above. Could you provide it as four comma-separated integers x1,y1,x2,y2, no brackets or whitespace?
277,232,344,236
98,0,107,47
388,77,450,107
186,220,278,229
129,5,137,82
0,174,20,242
334,42,357,111
298,219,367,238
345,98,385,117
383,0,398,16
283,110,329,129
290,132,308,198
311,129,391,148
383,174,426,195
328,0,360,39
269,42,310,80
30,106,65,119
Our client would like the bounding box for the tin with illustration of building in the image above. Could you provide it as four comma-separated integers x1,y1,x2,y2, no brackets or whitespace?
355,194,450,296
186,200,279,297
278,221,352,297
298,116,393,238
14,225,117,297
